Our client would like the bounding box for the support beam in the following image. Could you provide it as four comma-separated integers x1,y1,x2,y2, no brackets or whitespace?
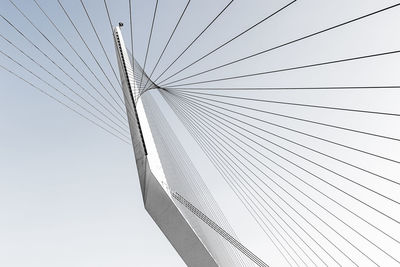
113,25,218,267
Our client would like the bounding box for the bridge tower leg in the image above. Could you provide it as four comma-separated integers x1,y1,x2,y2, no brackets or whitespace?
113,25,218,267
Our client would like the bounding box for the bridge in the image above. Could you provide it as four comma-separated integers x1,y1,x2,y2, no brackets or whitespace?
1,0,400,266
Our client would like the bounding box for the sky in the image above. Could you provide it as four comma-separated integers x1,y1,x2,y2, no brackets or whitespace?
1,0,400,266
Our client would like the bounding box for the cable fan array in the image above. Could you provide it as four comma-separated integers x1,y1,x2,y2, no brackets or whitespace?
1,0,400,266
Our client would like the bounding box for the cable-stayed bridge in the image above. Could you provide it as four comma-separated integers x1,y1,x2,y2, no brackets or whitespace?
1,0,400,266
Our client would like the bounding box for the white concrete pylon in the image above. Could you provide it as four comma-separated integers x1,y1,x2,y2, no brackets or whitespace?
113,25,218,267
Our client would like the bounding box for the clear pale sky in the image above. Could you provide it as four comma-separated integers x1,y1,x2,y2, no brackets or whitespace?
1,0,400,266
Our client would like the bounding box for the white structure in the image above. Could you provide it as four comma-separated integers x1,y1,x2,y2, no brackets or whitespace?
113,25,219,267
